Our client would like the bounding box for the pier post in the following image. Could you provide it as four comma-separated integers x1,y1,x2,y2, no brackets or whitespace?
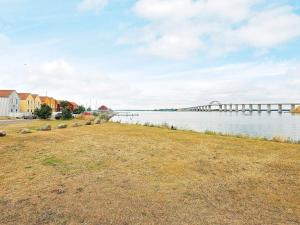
208,105,212,112
224,105,227,112
267,104,271,113
229,104,233,112
278,104,282,113
219,105,222,112
242,104,246,112
258,104,262,113
235,104,239,112
291,104,296,112
249,104,253,112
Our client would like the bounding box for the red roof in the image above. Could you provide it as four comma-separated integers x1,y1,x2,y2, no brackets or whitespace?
70,102,78,108
18,93,31,100
0,90,15,97
98,105,109,111
32,94,39,99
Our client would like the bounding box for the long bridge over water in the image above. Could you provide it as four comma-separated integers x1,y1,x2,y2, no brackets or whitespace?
180,101,300,113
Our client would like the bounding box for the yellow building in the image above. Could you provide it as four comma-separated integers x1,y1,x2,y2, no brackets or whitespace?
32,94,41,110
50,97,57,112
18,93,35,113
40,96,57,112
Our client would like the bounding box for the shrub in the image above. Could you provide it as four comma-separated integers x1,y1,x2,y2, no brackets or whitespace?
99,113,110,121
73,105,85,114
34,104,52,119
61,108,72,120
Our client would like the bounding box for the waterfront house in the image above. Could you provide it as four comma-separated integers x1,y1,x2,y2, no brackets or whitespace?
40,96,56,112
32,94,41,110
40,96,51,108
18,93,35,113
0,90,20,116
98,105,110,112
69,102,78,111
50,97,57,112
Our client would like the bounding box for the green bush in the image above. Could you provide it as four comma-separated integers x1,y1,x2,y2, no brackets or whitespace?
73,105,85,114
99,113,110,121
34,104,52,119
61,108,72,120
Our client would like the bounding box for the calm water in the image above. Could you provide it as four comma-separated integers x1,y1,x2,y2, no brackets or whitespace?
113,111,300,141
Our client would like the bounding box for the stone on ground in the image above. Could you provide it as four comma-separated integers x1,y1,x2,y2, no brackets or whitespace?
58,124,67,129
20,128,32,134
0,131,7,137
39,124,51,131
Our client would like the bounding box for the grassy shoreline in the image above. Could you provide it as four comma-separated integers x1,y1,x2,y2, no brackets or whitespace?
0,120,299,224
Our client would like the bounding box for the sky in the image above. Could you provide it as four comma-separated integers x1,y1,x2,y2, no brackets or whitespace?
0,0,300,109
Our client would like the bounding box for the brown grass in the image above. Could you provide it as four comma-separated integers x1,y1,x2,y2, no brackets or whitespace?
0,120,299,225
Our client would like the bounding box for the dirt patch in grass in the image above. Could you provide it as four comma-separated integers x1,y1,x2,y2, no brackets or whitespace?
0,121,299,225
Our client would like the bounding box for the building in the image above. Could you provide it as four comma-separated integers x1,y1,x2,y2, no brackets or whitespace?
18,93,35,113
0,90,20,116
69,102,78,111
50,97,57,112
40,96,56,112
32,94,41,110
98,105,110,112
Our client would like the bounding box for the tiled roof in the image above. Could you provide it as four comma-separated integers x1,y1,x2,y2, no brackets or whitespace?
0,90,15,97
18,93,31,100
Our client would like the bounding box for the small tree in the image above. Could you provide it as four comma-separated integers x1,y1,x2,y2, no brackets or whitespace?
34,104,52,119
73,105,85,114
61,108,72,120
60,100,69,110
87,107,92,111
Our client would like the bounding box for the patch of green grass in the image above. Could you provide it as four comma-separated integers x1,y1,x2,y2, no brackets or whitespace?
42,156,64,167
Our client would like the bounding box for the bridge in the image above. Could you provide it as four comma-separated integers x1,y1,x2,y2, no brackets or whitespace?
180,101,300,113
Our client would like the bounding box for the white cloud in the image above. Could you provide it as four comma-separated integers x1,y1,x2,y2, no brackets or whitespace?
78,0,108,12
237,6,300,48
41,60,74,75
0,33,10,45
125,0,300,59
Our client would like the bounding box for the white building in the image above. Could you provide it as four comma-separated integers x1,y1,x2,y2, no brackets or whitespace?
0,90,20,117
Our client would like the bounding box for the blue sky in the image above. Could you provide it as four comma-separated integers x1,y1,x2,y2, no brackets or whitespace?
0,0,300,109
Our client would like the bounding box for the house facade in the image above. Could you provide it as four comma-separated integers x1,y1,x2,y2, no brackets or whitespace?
18,93,35,113
40,96,57,112
32,94,41,110
0,90,20,116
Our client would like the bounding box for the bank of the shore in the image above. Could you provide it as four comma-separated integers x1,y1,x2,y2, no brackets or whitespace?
0,121,299,224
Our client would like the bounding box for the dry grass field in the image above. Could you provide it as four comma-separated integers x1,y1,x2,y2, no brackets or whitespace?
0,120,299,225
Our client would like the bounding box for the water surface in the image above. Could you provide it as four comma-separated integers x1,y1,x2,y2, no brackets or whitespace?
113,111,300,141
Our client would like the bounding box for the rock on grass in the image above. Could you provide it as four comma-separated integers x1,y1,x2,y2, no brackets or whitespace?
85,121,92,125
0,131,7,137
58,124,67,129
20,128,32,134
39,125,51,131
72,122,82,127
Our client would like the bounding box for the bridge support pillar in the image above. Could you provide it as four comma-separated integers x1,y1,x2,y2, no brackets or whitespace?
208,105,212,112
249,104,253,112
224,105,228,112
242,104,246,112
267,104,271,113
278,104,282,113
229,104,233,112
235,104,239,112
258,104,262,113
219,105,222,112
